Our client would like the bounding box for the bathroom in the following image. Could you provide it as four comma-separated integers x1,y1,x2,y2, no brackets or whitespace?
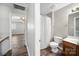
0,3,79,56
40,3,79,56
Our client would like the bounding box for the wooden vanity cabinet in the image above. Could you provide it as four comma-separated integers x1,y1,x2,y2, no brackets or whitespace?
77,45,79,55
63,41,79,56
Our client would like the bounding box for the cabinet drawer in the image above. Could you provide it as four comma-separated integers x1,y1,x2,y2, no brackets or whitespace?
63,41,77,56
63,41,76,49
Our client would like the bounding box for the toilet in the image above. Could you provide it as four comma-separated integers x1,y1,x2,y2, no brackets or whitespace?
49,36,62,53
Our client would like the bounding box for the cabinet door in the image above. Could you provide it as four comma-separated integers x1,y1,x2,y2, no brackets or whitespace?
77,45,79,56
63,41,76,56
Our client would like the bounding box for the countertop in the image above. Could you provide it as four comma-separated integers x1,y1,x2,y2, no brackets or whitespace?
63,36,79,45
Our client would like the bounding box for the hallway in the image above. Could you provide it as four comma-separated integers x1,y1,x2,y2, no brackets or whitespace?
12,34,28,56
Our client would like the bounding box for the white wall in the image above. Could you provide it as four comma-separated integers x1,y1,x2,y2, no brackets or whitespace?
12,22,24,34
26,4,35,56
26,3,40,56
0,4,10,38
0,4,10,55
54,3,79,38
15,23,24,34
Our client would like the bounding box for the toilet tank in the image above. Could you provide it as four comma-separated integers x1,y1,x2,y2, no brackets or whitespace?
54,36,63,44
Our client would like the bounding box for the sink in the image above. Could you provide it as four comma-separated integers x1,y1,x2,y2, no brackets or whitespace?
63,36,79,45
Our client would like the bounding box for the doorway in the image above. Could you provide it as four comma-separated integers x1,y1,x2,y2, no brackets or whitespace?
10,4,28,56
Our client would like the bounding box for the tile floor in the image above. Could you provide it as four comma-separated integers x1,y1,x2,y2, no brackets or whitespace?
12,34,28,56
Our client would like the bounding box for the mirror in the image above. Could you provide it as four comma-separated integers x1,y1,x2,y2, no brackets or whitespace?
68,12,79,36
75,17,79,36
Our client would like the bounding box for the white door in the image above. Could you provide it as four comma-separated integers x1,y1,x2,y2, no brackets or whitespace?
40,15,51,49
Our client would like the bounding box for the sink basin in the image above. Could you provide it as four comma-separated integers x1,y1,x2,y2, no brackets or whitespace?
63,36,79,45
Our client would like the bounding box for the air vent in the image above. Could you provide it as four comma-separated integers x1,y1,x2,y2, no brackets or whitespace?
13,4,25,11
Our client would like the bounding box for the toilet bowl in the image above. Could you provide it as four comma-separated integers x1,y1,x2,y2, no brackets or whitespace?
50,42,59,53
49,36,62,53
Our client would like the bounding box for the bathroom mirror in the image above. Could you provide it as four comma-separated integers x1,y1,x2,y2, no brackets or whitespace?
75,17,79,36
68,12,79,36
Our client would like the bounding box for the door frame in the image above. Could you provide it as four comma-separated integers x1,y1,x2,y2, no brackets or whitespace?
9,5,29,56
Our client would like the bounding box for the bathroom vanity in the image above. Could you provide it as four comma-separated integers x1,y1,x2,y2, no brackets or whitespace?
63,36,79,56
64,10,79,56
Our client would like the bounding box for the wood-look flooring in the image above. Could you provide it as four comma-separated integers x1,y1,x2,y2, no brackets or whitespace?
12,34,28,56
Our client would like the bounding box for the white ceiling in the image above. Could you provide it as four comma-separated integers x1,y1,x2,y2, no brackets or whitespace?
10,3,71,16
40,3,71,15
40,3,54,15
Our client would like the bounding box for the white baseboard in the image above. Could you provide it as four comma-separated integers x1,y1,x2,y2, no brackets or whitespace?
25,43,30,56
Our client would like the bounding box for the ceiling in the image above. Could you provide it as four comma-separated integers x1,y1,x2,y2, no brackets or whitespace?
12,3,71,15
40,3,71,15
7,3,71,17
